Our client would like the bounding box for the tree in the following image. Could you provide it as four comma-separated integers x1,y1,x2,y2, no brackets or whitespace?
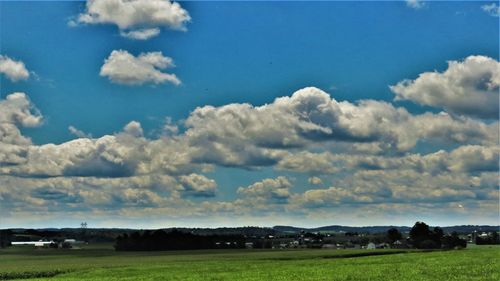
409,221,444,249
420,239,439,249
387,228,402,244
442,232,467,249
430,227,444,248
409,221,431,248
0,230,13,248
476,232,500,245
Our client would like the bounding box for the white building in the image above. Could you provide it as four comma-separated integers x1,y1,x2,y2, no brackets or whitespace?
11,240,55,247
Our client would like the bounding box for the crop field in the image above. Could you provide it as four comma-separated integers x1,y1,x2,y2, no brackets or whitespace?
0,245,498,281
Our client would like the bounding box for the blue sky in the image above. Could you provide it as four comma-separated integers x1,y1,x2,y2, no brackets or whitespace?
0,0,499,228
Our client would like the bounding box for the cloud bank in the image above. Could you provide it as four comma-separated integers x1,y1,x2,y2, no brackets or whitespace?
1,56,499,226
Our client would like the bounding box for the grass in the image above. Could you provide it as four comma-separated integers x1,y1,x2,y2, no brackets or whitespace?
0,244,498,280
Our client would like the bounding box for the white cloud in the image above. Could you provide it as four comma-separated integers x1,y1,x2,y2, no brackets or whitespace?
238,176,292,201
178,173,217,197
391,55,500,119
289,167,498,210
277,151,339,174
184,87,497,167
123,121,144,137
406,0,425,10
308,176,323,185
0,93,42,165
0,55,30,82
100,50,181,86
482,3,500,17
0,87,498,225
447,145,499,173
349,145,499,174
0,174,182,213
1,88,497,179
68,126,92,138
0,93,42,128
75,0,190,39
120,28,160,40
292,186,375,207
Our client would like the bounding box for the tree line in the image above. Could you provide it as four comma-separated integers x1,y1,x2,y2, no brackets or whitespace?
387,221,467,249
114,229,246,251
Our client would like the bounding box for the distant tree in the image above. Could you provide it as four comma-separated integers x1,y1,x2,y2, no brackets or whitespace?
409,221,431,248
409,222,445,249
0,230,13,248
387,228,402,244
476,232,500,245
430,227,444,248
492,232,500,243
442,232,467,249
420,239,439,249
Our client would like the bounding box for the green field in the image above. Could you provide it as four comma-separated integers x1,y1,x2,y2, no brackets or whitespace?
1,244,498,281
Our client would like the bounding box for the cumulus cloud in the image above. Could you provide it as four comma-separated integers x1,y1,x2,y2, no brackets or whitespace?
185,86,497,167
277,151,339,174
1,84,498,225
238,176,292,201
100,50,181,86
178,173,217,197
0,93,42,165
348,145,499,175
289,167,497,210
123,121,144,137
308,176,323,185
291,186,375,207
406,0,425,9
0,93,42,128
446,145,499,173
74,0,190,40
0,174,183,214
391,55,500,119
482,3,500,17
0,55,30,82
4,86,496,179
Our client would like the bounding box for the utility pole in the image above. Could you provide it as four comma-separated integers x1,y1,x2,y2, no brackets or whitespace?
80,222,88,241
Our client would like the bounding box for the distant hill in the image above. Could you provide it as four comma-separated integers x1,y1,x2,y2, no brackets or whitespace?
4,225,498,238
273,225,499,234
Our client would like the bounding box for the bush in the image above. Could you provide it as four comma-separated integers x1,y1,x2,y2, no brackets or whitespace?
420,239,439,249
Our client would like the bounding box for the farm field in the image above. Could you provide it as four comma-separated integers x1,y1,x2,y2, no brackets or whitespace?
0,245,498,281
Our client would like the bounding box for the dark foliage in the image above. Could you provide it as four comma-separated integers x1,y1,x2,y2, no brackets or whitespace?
442,232,467,249
386,228,402,244
475,231,500,245
114,229,246,251
409,222,466,249
0,230,13,248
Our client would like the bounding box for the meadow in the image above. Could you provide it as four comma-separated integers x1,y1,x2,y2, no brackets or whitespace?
0,244,498,281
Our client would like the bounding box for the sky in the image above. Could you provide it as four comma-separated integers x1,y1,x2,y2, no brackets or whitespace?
0,0,498,229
